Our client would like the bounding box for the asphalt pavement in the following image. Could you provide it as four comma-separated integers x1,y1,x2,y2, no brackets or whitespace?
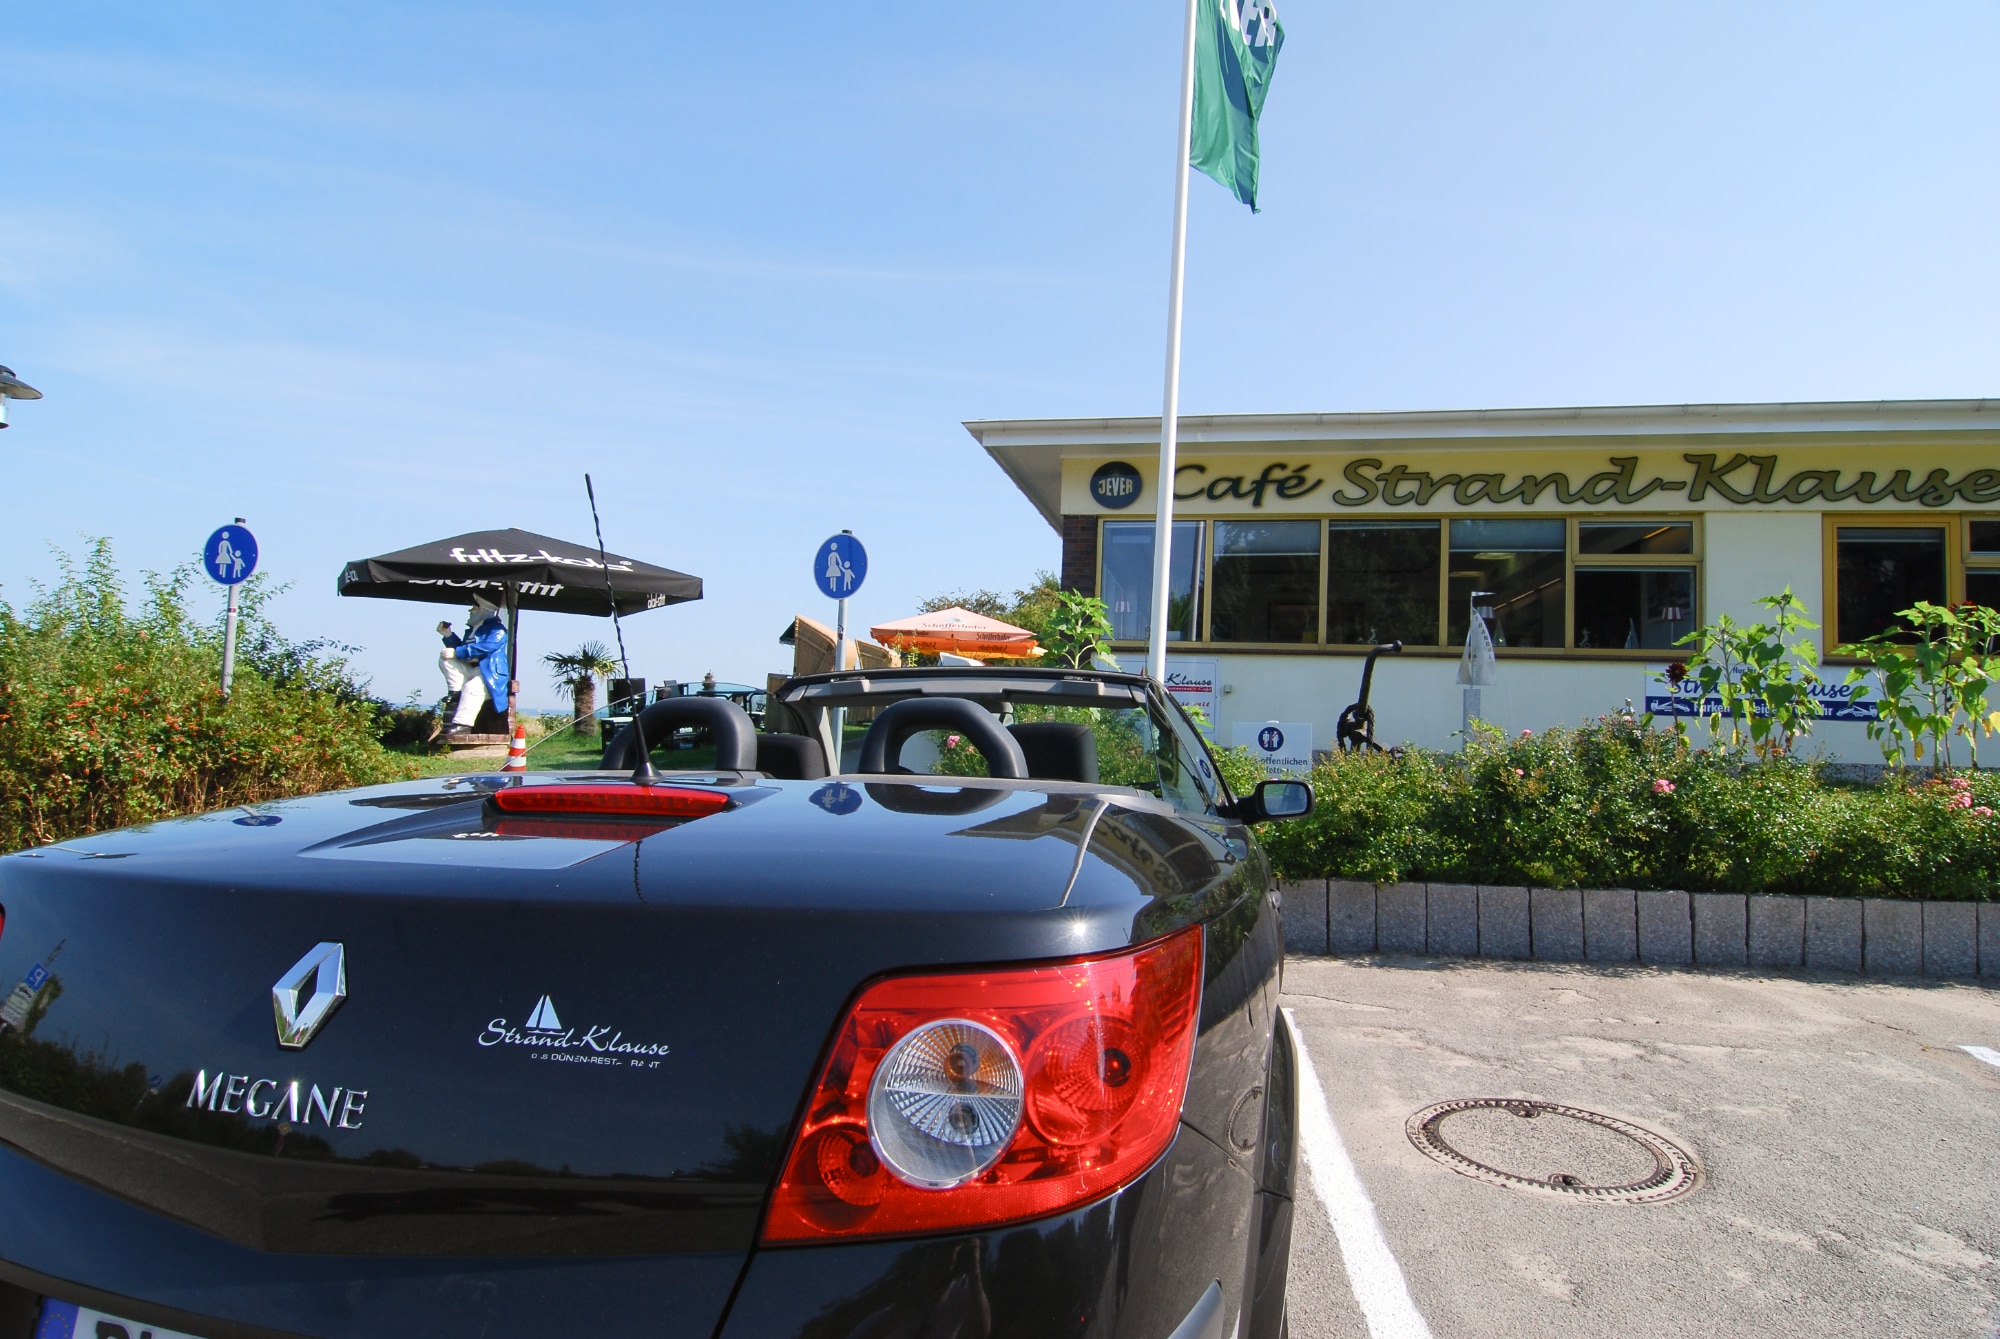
1280,955,2000,1339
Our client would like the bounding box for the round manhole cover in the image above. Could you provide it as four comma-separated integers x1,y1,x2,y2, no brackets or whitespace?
1406,1099,1700,1204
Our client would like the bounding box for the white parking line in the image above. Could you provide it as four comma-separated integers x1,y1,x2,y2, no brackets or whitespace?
1282,1007,1434,1339
1961,1045,2000,1070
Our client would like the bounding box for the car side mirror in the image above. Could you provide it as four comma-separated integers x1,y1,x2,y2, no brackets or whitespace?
1226,779,1314,823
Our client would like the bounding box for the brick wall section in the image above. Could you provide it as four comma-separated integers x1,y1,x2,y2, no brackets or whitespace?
1060,515,1097,596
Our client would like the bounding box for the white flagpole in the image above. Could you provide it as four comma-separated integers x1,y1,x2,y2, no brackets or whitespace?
1147,0,1203,684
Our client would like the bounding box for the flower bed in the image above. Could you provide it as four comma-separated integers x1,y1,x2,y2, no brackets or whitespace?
1253,713,2000,901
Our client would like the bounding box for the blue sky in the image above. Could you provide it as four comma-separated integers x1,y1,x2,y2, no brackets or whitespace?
6,2,1997,708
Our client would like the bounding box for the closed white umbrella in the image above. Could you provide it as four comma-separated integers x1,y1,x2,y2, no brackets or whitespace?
1458,591,1498,740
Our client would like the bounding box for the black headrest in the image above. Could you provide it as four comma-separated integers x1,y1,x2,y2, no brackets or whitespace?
1007,722,1099,784
757,733,828,781
857,698,1028,779
600,696,757,771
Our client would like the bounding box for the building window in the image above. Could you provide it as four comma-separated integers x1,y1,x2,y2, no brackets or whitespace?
1448,519,1566,648
1211,521,1321,643
1577,521,1694,556
1574,521,1696,650
1833,525,1946,644
1101,521,1203,644
1968,520,2000,615
1325,521,1441,646
1574,569,1696,650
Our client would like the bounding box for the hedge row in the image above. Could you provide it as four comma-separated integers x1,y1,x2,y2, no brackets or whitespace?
0,542,414,853
1249,713,2000,901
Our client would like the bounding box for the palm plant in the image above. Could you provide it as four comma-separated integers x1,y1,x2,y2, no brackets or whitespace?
544,641,619,736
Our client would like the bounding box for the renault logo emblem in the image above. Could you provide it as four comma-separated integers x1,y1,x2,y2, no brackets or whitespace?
272,942,347,1050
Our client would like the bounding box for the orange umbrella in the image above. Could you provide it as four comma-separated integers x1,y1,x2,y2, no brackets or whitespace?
869,607,1042,661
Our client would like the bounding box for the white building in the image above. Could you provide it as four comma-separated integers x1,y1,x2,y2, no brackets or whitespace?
967,400,2000,763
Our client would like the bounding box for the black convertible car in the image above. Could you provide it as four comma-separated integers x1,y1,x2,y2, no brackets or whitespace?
0,667,1311,1339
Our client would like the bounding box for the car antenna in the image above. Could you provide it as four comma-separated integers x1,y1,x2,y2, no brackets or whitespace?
585,473,661,784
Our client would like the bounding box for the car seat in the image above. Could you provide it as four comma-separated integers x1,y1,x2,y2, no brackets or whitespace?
1006,722,1099,784
757,733,829,781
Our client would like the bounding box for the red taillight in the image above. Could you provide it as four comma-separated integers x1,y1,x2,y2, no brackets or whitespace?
488,784,729,818
491,819,676,842
761,925,1204,1244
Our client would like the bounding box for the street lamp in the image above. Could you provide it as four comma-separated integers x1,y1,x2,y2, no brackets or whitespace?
0,366,41,429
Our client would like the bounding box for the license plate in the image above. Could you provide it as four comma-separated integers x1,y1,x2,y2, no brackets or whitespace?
35,1299,205,1339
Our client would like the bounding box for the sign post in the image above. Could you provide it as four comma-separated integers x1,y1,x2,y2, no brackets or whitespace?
812,532,868,671
812,532,867,772
203,520,258,699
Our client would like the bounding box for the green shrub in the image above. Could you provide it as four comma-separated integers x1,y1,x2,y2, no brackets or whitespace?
0,540,415,852
1258,711,2000,899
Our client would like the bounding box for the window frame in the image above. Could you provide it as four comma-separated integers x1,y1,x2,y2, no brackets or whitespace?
1821,514,1963,659
1100,513,1706,659
1565,517,1702,657
1098,517,1207,647
1964,513,2000,583
1323,516,1444,650
1446,515,1571,653
1205,517,1325,646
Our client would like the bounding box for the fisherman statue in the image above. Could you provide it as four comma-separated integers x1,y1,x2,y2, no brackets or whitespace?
437,605,509,736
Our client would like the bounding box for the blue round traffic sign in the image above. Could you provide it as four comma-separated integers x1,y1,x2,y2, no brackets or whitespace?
813,533,866,599
203,525,258,586
809,781,863,816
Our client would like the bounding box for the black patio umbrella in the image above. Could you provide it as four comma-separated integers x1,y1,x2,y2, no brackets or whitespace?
339,528,702,726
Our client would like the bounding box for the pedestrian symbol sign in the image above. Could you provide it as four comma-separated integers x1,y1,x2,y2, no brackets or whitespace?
203,525,258,586
813,533,866,599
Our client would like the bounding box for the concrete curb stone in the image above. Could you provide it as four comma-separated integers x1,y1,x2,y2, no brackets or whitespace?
1377,883,1427,956
1479,886,1530,960
1921,902,1977,978
1864,899,1923,976
1692,893,1748,966
1531,888,1584,961
1583,889,1637,962
1329,881,1376,955
1286,876,1990,986
1277,879,1327,956
1748,895,1805,969
1636,890,1692,965
1805,897,1863,972
1426,883,1480,957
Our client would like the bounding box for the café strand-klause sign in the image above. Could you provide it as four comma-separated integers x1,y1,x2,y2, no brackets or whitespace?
1084,451,2000,512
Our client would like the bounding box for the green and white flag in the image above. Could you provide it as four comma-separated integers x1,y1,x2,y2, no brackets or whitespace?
1190,0,1285,211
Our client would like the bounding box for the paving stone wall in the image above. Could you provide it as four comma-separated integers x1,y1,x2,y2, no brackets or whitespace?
1278,878,1997,981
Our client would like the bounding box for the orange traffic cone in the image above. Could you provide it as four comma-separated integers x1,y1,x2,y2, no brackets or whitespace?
501,724,529,772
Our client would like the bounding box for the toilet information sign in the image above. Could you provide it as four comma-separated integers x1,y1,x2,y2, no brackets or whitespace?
1231,720,1315,777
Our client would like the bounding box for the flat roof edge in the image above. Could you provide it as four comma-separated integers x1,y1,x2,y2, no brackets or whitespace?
963,398,2000,448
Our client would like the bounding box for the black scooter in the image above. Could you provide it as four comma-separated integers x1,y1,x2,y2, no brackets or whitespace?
1335,641,1403,754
